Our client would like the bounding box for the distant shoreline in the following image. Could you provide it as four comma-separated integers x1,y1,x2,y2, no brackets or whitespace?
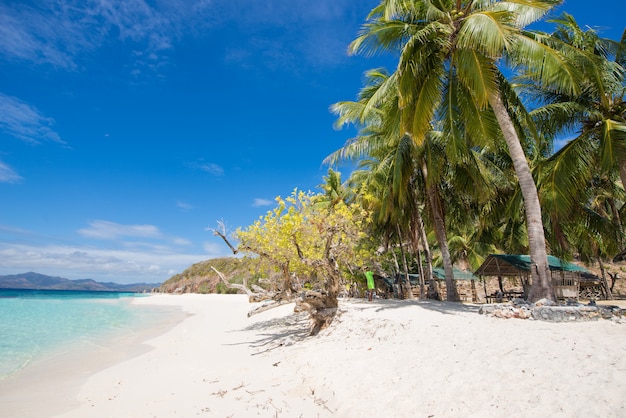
0,272,160,293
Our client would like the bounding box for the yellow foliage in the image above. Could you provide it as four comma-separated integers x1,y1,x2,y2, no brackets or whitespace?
235,189,376,288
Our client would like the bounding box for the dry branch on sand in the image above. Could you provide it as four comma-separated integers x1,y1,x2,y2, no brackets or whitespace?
211,265,336,335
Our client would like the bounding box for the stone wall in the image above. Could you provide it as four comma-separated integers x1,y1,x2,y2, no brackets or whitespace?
479,299,626,323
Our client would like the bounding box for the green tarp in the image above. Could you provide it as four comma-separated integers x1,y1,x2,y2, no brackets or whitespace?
475,254,590,277
432,267,477,280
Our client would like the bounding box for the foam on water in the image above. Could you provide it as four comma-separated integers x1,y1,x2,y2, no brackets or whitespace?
0,289,162,380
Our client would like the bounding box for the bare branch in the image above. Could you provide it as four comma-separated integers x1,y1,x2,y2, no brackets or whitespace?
247,299,295,317
210,220,239,255
292,234,304,260
210,266,253,297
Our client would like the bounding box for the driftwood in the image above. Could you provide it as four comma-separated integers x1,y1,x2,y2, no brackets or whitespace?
247,299,294,317
211,266,254,297
212,265,338,335
211,265,297,312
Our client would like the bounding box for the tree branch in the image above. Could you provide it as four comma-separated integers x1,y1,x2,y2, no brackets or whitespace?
210,220,239,255
210,266,253,297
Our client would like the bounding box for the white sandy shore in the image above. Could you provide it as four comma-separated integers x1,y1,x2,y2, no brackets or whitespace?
2,294,626,417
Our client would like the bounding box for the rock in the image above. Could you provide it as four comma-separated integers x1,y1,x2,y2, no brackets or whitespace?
481,300,626,323
511,298,529,307
533,298,557,307
517,307,532,319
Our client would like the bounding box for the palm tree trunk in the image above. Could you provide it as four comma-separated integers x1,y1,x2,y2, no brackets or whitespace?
615,158,626,249
415,202,438,299
397,224,414,299
422,163,460,302
489,93,552,302
410,212,426,299
597,256,613,300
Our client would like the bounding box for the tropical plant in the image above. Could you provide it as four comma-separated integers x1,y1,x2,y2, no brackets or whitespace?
234,189,375,334
529,16,626,260
346,0,584,301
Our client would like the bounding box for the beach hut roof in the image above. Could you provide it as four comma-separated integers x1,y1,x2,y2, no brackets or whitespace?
432,267,477,280
474,254,590,277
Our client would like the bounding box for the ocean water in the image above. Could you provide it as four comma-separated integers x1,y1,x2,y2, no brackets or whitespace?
0,289,166,380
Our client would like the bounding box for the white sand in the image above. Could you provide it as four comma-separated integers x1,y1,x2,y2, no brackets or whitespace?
2,294,626,417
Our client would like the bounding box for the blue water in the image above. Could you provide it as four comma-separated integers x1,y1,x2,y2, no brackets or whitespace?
0,289,167,380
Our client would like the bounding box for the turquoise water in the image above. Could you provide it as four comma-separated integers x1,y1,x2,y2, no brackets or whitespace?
0,289,165,380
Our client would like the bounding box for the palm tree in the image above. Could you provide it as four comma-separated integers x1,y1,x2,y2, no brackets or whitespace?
318,168,350,209
328,68,462,300
348,0,583,301
529,16,626,255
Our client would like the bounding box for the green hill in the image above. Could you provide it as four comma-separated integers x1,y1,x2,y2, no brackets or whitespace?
159,257,271,294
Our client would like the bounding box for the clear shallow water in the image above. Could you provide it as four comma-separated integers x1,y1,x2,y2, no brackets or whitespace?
0,289,164,380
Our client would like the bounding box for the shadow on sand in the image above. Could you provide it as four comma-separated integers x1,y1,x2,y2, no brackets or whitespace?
226,298,482,352
227,309,312,353
342,297,481,316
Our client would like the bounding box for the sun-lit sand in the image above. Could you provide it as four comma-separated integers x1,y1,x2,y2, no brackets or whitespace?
2,293,626,417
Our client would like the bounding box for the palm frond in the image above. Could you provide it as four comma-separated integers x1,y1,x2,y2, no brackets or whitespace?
455,47,498,108
539,131,596,217
600,119,626,170
511,32,582,96
492,0,560,28
457,11,512,57
349,20,412,57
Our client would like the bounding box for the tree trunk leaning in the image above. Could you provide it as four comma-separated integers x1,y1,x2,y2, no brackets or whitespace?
489,93,552,302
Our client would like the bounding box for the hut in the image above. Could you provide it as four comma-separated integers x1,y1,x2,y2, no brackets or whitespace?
432,267,479,302
474,254,591,301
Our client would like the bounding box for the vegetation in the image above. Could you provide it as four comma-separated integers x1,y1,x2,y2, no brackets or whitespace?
160,257,265,294
165,1,625,333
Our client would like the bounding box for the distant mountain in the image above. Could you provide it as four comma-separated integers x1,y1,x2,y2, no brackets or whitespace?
0,272,160,292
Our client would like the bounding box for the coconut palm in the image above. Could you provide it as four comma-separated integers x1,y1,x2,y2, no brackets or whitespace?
529,16,626,255
348,0,584,301
329,66,509,301
328,68,463,300
317,168,351,209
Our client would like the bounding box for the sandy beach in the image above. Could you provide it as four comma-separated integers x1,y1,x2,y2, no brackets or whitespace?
1,293,626,417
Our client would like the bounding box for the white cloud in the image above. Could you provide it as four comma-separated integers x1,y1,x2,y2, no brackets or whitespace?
0,242,213,283
78,220,162,240
0,161,22,184
252,198,273,207
0,93,64,144
173,237,193,246
213,0,369,71
203,241,227,255
0,0,190,74
176,201,193,211
0,3,79,69
0,0,366,78
187,161,224,176
0,222,231,283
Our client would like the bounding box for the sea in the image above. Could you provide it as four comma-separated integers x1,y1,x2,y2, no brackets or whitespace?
0,288,174,381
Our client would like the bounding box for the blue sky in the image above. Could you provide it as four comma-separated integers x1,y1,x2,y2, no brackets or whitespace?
1,1,624,284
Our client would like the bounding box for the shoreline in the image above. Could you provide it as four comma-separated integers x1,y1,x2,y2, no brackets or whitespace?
0,294,190,418
1,294,625,417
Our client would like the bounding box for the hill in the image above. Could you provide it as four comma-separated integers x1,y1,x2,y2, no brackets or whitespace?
0,272,160,292
159,257,268,294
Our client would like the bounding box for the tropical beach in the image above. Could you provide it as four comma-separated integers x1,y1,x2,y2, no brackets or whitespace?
1,293,625,418
1,1,626,417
